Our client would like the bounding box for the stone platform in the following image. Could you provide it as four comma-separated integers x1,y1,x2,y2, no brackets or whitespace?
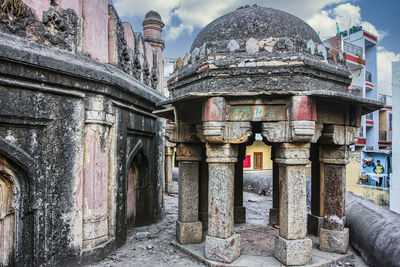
172,225,353,267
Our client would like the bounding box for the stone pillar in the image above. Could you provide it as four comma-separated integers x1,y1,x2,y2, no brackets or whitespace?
319,145,349,254
176,143,202,244
269,144,279,225
198,146,209,230
307,143,323,236
165,143,177,193
205,143,240,263
234,144,246,223
82,95,114,249
274,143,312,266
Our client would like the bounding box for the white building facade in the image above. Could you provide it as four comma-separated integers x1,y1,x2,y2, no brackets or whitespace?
391,61,400,213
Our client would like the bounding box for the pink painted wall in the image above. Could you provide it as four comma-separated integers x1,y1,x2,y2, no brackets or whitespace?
82,0,109,63
291,96,312,121
145,42,153,70
126,165,138,220
108,17,117,64
83,135,108,210
203,98,224,121
137,36,144,66
123,23,135,50
22,0,50,20
56,0,82,16
156,49,164,93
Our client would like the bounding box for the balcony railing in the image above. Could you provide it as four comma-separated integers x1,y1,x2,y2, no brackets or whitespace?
343,41,363,56
379,94,392,106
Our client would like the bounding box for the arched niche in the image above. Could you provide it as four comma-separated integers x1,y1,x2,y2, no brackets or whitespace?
126,140,152,227
0,138,36,266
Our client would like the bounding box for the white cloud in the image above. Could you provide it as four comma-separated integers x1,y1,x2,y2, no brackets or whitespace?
166,24,194,40
361,21,388,40
164,62,174,77
114,0,179,25
115,0,347,40
377,47,400,94
307,3,387,41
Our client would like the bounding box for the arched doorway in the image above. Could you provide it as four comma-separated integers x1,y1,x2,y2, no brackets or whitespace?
0,139,35,267
126,151,151,227
0,157,18,266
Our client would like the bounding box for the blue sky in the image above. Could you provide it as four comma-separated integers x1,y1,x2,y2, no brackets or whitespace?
114,0,400,92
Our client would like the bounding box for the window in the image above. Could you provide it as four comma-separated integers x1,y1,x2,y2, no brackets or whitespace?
253,152,263,169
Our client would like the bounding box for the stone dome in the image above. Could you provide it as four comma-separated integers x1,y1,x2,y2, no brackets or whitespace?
144,10,162,20
191,5,321,51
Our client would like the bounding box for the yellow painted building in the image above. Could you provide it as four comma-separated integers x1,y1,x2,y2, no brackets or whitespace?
346,150,389,206
244,141,273,175
242,141,389,206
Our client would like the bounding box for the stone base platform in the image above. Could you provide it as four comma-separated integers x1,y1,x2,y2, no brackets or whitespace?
172,241,353,267
172,225,353,267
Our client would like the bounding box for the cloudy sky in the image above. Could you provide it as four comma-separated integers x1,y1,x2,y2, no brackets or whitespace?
114,0,399,93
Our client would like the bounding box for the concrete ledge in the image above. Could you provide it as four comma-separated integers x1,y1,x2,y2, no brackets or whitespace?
346,192,400,266
172,240,353,267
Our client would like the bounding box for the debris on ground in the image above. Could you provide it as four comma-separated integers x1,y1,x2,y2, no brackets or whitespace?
87,192,367,267
135,232,149,239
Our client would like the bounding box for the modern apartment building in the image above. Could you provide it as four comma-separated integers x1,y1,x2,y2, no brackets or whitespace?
324,26,380,150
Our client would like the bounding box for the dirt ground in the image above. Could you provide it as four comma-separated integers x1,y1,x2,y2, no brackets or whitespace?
87,192,367,267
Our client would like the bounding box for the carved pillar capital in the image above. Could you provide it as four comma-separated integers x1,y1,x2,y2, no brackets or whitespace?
290,121,316,142
262,121,289,143
206,143,237,164
274,143,310,165
320,125,360,146
85,95,115,127
311,122,324,143
262,121,318,144
176,143,202,162
167,123,198,143
165,146,174,156
319,145,349,165
198,121,252,144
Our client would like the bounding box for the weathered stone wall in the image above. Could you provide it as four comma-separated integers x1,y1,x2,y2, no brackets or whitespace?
0,0,164,91
0,1,166,265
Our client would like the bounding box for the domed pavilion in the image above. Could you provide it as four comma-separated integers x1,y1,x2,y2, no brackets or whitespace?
157,5,381,266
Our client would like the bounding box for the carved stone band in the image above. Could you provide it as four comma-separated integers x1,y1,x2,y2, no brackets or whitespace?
176,143,202,161
206,143,238,163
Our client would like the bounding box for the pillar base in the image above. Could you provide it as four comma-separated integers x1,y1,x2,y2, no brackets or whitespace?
234,206,246,223
205,234,241,263
319,228,349,254
269,208,279,225
176,221,202,244
274,236,312,266
167,182,178,194
307,214,323,236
